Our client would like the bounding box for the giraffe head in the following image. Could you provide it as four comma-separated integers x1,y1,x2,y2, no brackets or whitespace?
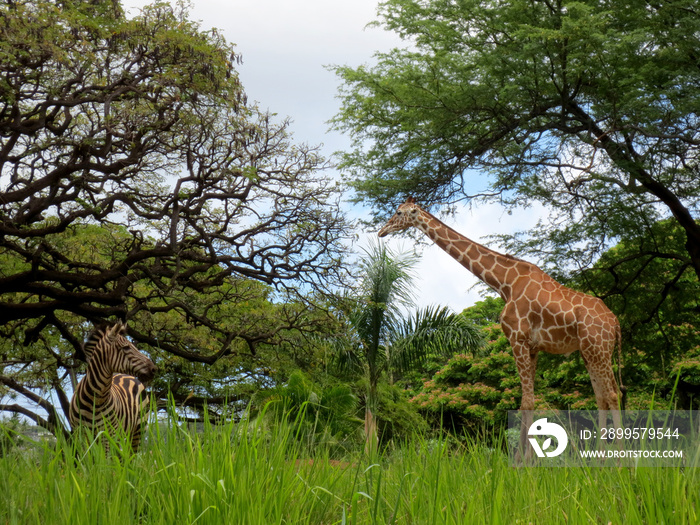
83,321,157,384
378,196,422,237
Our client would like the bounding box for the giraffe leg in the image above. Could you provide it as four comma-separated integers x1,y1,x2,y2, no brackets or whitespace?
512,343,538,463
594,362,622,439
579,329,621,445
587,368,624,460
588,371,611,438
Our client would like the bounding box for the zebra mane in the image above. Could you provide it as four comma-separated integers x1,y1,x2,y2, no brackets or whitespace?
81,321,127,361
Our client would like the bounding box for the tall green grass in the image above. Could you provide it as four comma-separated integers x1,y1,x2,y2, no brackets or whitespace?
1,414,697,524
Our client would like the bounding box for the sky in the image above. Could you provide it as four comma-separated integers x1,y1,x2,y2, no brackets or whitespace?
5,0,546,424
122,0,543,313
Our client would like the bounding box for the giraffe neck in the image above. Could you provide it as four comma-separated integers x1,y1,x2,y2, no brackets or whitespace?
414,210,522,299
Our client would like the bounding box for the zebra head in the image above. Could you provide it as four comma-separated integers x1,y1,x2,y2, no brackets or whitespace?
84,321,157,384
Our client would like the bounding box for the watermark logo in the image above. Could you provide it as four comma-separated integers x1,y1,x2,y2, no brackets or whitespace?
509,410,698,467
528,417,568,458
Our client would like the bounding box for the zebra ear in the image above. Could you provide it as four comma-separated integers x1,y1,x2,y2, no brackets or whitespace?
114,320,127,334
105,321,126,341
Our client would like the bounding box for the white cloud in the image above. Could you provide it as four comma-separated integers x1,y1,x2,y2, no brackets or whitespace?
121,0,545,312
122,0,400,145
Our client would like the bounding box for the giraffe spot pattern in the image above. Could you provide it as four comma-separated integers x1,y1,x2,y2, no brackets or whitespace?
379,198,625,461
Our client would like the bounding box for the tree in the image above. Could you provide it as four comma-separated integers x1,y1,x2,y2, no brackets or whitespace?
0,222,344,435
333,0,700,281
572,219,700,407
0,1,349,433
334,241,482,449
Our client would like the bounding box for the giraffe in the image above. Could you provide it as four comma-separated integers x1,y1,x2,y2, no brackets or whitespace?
378,197,623,461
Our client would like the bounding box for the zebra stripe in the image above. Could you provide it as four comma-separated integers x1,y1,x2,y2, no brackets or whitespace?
69,321,157,451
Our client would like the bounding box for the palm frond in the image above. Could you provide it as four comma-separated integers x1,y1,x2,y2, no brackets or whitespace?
333,344,366,376
353,240,418,350
359,240,417,308
389,305,484,373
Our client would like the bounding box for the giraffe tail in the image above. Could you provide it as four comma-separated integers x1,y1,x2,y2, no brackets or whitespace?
616,321,627,410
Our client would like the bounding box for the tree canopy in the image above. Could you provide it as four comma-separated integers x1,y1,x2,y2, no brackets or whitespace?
333,0,700,280
0,0,349,432
573,219,700,405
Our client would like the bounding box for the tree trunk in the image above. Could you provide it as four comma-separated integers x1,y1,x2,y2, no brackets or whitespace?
629,167,700,282
572,103,700,281
364,405,378,457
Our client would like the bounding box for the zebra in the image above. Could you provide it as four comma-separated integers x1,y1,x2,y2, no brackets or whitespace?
69,321,157,452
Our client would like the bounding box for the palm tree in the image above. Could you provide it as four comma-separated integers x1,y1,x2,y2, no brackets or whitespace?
336,241,483,452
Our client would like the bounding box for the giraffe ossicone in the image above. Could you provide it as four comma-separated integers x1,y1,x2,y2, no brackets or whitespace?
379,196,624,461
